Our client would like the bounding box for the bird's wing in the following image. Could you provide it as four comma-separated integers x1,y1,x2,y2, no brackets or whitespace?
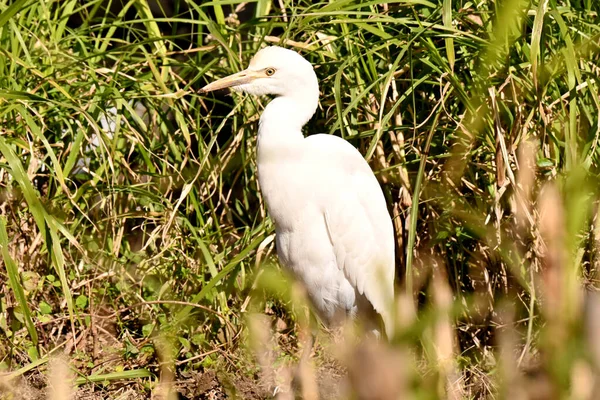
306,134,395,335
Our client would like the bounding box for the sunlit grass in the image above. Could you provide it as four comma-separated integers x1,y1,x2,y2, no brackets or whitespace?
1,0,600,398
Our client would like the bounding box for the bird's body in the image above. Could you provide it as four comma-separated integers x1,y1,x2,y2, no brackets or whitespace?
202,46,395,337
258,131,395,332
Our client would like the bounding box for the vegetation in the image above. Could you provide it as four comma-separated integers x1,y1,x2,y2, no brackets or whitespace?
0,0,599,398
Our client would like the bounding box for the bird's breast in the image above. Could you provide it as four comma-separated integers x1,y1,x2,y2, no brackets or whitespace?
257,159,316,231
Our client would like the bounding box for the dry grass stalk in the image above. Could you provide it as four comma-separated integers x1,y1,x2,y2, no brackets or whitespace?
296,340,319,400
0,375,15,399
346,339,407,400
392,202,405,266
153,337,177,400
515,140,537,233
248,312,304,399
583,291,600,397
248,313,278,393
592,204,600,282
570,360,594,400
389,67,412,210
489,88,507,189
537,183,574,332
367,93,391,186
375,140,389,185
48,356,74,400
495,308,528,400
432,264,463,400
395,291,416,333
390,131,413,209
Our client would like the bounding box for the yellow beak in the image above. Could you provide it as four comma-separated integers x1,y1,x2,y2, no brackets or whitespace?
200,70,261,93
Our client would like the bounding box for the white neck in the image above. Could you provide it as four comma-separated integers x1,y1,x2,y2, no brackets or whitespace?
257,85,319,152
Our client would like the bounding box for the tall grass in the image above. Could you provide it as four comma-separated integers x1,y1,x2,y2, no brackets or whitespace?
0,0,599,398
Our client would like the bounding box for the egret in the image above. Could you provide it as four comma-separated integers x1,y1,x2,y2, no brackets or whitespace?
201,46,395,338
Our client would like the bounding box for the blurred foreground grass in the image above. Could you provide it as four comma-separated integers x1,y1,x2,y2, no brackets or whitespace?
1,0,600,398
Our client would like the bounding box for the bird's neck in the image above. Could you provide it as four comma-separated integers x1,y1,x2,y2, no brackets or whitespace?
257,92,318,149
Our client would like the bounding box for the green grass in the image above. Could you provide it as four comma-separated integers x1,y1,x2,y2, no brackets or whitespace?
1,0,600,398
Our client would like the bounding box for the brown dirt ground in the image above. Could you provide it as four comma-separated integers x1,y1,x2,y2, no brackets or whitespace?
0,360,347,399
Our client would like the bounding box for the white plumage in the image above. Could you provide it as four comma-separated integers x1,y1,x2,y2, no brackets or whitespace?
201,46,395,337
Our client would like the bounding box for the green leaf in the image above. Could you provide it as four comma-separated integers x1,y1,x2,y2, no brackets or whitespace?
76,294,88,310
27,346,39,362
39,302,52,315
178,337,191,351
21,271,39,292
142,324,155,337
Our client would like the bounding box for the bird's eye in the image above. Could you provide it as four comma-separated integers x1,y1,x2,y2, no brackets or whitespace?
265,68,276,76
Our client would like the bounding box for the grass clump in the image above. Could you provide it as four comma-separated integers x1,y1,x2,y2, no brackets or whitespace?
0,0,600,398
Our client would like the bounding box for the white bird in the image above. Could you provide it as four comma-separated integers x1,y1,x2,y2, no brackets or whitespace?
201,46,395,338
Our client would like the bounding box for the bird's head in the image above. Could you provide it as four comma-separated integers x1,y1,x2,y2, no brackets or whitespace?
200,46,318,98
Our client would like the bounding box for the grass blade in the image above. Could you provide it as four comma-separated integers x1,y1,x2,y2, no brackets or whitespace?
0,0,30,29
0,136,77,332
0,216,38,346
74,369,152,385
405,110,441,297
443,0,455,71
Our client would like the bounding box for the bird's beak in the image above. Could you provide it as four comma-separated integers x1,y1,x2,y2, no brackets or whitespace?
199,69,260,93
